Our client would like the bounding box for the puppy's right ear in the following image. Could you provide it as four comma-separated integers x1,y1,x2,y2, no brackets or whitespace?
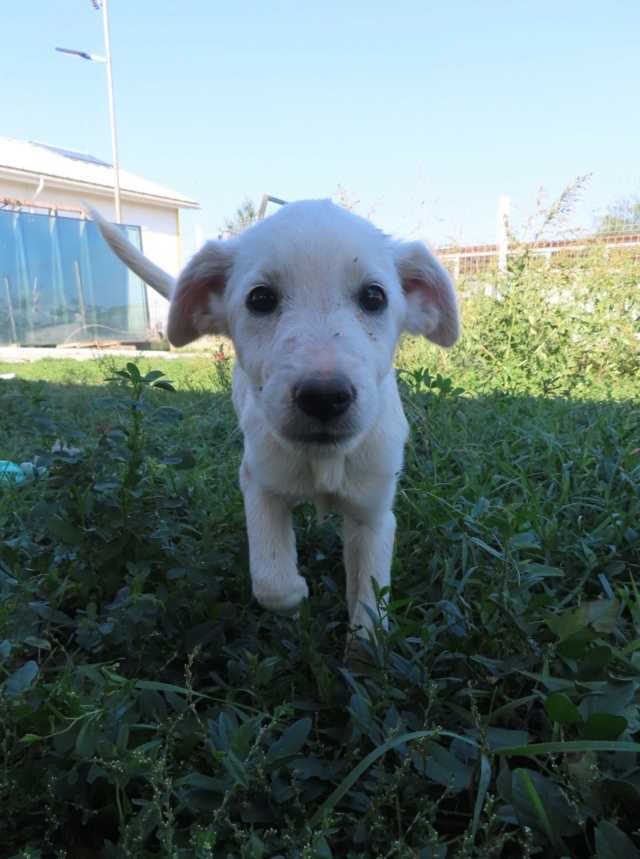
167,240,236,347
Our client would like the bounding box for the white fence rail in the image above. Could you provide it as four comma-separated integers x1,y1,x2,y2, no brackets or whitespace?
429,174,640,277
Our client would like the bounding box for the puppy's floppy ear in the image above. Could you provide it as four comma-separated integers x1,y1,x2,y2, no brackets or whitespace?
167,240,236,347
394,241,459,347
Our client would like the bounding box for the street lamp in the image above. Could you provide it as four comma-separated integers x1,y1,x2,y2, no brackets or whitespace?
56,0,121,222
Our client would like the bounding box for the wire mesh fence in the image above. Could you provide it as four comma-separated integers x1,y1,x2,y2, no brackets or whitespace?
426,173,640,277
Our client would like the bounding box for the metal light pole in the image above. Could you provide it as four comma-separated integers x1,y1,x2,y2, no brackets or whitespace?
56,0,121,222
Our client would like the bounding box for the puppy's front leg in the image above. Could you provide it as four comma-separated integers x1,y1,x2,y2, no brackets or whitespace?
241,463,309,612
342,509,396,632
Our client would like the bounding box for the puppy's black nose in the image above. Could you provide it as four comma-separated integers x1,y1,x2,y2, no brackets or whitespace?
294,376,355,422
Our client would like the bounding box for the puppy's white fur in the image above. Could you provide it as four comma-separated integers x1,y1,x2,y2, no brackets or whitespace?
91,200,458,632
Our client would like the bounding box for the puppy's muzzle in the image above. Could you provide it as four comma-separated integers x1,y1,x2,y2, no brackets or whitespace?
294,375,355,423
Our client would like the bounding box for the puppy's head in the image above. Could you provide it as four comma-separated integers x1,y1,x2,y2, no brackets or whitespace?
169,200,458,453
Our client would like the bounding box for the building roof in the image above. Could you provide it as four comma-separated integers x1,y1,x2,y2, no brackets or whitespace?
0,136,199,209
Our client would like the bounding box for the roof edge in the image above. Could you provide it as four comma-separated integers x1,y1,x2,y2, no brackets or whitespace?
0,164,200,210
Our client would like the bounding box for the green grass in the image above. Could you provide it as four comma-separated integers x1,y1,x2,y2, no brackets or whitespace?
0,329,638,857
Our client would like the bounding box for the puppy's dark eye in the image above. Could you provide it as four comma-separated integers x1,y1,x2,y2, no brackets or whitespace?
358,284,387,312
247,285,278,314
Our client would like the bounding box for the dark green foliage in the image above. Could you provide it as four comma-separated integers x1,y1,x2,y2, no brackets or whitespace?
0,327,638,856
594,194,640,237
221,197,258,235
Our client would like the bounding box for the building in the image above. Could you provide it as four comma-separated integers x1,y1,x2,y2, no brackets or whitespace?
0,136,199,346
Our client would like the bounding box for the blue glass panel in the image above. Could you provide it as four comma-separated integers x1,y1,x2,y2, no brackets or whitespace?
0,210,149,345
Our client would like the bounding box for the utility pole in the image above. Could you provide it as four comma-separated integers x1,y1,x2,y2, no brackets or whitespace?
56,0,122,222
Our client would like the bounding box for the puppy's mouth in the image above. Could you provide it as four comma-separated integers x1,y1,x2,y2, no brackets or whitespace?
294,431,352,447
278,421,361,452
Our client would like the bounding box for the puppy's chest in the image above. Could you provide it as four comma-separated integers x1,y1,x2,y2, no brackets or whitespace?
283,456,348,500
296,459,346,521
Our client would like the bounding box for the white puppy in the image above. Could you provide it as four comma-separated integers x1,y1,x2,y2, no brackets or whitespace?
91,200,458,633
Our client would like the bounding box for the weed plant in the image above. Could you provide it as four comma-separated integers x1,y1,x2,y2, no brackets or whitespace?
0,219,639,856
425,180,640,399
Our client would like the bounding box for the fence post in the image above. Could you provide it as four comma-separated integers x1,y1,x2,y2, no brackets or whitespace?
497,194,510,272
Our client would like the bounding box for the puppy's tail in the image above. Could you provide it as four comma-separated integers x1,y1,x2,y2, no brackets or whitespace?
87,204,175,300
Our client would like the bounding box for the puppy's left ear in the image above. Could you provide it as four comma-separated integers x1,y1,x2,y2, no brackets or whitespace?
394,241,459,347
167,240,235,347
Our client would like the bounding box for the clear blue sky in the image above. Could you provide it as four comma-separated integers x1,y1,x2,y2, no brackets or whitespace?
2,1,639,255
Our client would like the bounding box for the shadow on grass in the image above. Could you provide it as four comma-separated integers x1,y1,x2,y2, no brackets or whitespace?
0,367,236,460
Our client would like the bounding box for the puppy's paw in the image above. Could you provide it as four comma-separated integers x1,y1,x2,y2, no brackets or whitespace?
252,573,309,614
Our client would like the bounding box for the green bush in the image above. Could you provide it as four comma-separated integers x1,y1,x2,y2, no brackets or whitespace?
454,241,640,394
